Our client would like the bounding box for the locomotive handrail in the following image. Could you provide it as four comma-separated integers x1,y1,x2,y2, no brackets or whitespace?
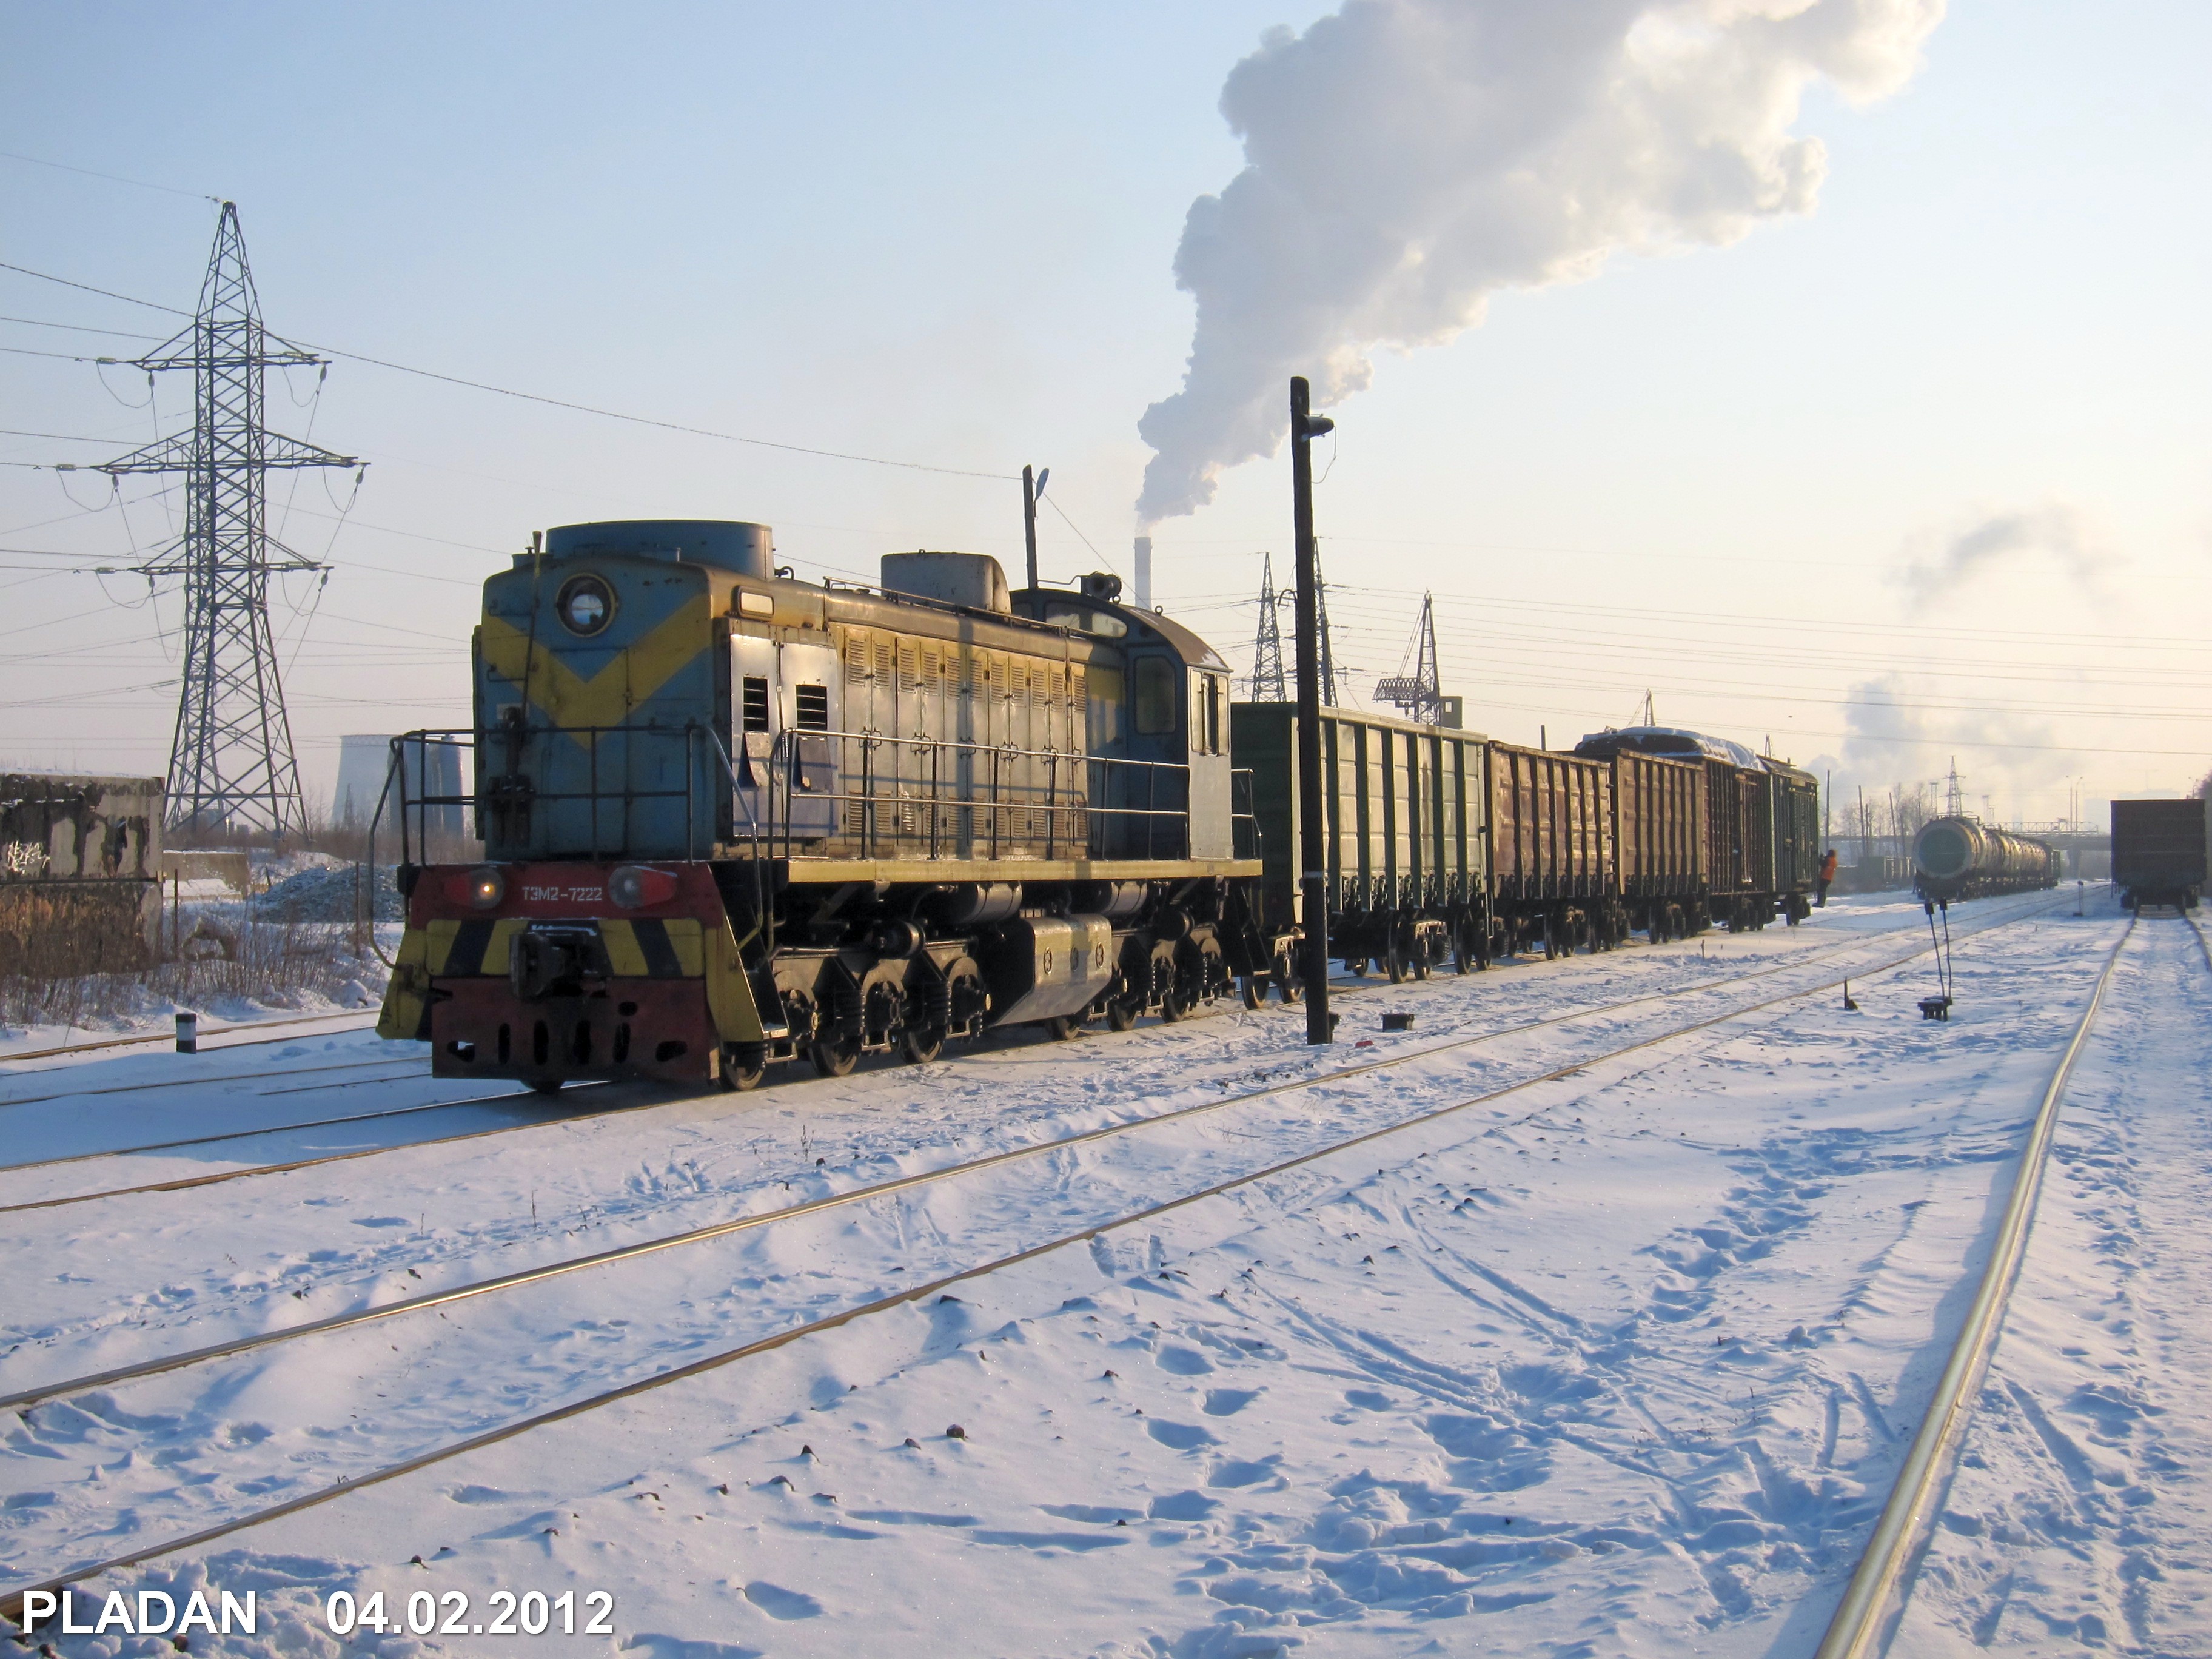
377,721,1204,868
751,723,1193,862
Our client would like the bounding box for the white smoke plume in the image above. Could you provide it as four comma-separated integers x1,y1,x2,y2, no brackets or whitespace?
1898,502,2111,609
1137,0,1944,524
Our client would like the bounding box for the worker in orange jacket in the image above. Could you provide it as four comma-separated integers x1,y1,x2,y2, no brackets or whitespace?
1817,848,1839,907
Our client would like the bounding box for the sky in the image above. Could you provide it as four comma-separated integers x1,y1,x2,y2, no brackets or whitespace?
1,0,2206,831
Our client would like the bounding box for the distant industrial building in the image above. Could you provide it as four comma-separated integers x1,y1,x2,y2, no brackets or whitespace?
335,735,465,839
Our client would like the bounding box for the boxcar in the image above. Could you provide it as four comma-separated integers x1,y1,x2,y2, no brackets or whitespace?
1231,703,1487,987
1574,727,1815,930
2111,798,2205,910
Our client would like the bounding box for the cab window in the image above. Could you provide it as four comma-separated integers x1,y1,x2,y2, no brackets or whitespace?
1132,656,1177,736
1189,670,1225,753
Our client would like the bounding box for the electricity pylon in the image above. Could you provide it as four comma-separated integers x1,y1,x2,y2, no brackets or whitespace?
96,203,360,836
1248,553,1288,701
1374,591,1446,723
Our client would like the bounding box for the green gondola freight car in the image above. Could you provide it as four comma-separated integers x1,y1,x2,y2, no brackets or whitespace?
1230,702,1489,990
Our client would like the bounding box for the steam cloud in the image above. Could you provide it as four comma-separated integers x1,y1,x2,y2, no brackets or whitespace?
1899,503,2110,609
1137,0,1944,524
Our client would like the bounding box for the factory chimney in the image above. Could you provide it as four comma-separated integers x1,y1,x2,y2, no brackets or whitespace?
1133,535,1153,612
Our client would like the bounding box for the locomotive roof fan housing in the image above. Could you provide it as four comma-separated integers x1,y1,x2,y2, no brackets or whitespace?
881,550,1013,615
538,520,775,579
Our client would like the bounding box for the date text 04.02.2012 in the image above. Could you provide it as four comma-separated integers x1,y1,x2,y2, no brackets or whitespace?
325,1589,614,1638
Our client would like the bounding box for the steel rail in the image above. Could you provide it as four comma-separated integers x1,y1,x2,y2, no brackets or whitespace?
0,894,2054,1625
0,1054,424,1114
0,1009,378,1068
0,1088,620,1216
0,1085,569,1176
1810,913,2137,1659
0,901,1982,1210
0,896,2049,1420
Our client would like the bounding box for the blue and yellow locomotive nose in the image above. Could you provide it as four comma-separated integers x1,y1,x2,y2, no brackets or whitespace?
475,520,773,861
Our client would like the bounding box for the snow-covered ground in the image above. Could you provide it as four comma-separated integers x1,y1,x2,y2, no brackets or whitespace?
4,888,2167,1658
1894,913,2212,1654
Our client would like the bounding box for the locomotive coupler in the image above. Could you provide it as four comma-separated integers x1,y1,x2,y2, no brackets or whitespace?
509,925,611,1002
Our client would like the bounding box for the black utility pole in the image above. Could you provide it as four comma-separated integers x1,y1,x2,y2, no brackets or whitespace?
1290,377,1335,1044
1022,464,1041,592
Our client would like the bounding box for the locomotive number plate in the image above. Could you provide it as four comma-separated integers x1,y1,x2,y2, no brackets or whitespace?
520,883,606,906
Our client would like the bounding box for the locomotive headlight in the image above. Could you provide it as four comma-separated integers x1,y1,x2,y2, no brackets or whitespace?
451,866,505,910
608,864,679,909
555,573,615,637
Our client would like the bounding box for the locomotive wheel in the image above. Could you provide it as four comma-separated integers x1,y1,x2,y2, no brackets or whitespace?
811,1030,860,1078
900,1024,945,1064
1239,975,1263,1010
719,1043,766,1092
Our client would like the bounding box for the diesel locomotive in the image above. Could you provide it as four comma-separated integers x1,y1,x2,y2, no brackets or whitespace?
377,520,1269,1091
376,518,1829,1092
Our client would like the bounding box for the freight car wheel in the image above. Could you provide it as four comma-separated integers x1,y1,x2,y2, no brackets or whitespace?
900,1024,945,1065
1044,1015,1079,1041
1270,952,1303,1004
1384,944,1406,984
1346,957,1367,977
1107,995,1141,1031
1239,976,1263,1010
719,1044,766,1092
1158,982,1194,1022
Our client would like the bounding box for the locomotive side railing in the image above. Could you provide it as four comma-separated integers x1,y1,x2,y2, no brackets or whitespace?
372,722,1219,870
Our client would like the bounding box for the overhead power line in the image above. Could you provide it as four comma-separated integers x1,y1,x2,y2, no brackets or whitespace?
0,256,1016,483
0,147,221,204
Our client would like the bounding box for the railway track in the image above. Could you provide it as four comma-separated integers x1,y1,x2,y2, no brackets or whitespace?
0,896,2051,1216
0,898,2043,1221
0,1008,378,1070
1812,911,2141,1659
0,892,2072,1618
0,1052,423,1114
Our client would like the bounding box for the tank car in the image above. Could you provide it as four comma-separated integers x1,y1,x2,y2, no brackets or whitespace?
1911,816,2060,904
377,520,1265,1091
